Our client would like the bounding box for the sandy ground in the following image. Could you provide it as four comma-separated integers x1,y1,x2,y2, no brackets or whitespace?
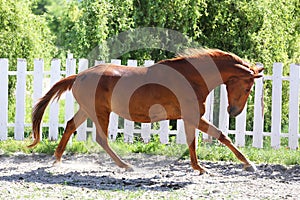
0,152,299,199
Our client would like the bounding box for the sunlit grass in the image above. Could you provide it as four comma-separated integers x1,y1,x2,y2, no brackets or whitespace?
197,142,300,165
0,134,299,166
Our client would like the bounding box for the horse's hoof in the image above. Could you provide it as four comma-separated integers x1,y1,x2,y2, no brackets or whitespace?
125,167,134,172
196,168,216,176
193,167,206,175
205,169,217,176
198,169,206,175
125,165,134,172
52,160,62,167
244,163,257,172
192,164,207,175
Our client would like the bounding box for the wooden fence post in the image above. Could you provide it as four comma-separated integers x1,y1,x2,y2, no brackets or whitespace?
140,60,154,143
49,59,61,140
123,60,137,143
203,91,214,142
108,59,121,141
33,59,44,141
65,56,76,123
14,59,27,140
271,63,283,149
288,63,300,150
158,120,169,144
218,84,229,135
176,119,186,144
235,102,247,147
253,64,264,148
33,59,44,104
76,59,89,141
0,59,9,140
65,56,76,144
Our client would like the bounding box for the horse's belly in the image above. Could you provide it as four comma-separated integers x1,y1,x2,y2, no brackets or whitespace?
111,83,183,122
114,104,181,123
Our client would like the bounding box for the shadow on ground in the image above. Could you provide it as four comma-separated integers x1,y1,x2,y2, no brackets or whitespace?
0,154,299,191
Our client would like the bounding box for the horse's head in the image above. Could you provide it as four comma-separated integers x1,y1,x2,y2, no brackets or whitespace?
225,64,264,117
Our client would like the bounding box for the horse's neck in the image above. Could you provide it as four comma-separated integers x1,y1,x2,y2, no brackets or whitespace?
156,58,231,94
192,61,228,93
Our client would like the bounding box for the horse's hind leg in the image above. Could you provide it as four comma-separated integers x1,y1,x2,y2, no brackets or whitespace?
95,131,132,170
94,112,132,171
53,108,87,164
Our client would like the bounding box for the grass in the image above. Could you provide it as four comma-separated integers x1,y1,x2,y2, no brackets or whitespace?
0,134,299,166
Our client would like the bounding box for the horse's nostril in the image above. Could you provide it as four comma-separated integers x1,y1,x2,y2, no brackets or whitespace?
228,106,233,114
228,106,238,117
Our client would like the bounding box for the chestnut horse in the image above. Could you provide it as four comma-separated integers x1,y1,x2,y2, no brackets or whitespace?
28,49,263,174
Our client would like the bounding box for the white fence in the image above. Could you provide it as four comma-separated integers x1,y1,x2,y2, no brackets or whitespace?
0,57,299,149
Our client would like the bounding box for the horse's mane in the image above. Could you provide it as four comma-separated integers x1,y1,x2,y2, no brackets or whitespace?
159,48,251,68
179,48,232,59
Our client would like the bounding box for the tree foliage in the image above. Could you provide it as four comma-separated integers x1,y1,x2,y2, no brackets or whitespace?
0,0,55,66
43,0,299,66
57,0,109,60
0,0,55,121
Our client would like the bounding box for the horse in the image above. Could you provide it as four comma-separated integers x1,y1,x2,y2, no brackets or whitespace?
28,48,263,174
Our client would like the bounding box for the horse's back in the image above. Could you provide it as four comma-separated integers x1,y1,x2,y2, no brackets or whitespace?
71,64,147,112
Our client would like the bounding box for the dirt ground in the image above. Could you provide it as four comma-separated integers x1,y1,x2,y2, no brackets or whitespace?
0,152,299,200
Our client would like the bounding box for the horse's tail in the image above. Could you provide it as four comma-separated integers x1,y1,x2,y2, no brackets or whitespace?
28,75,77,148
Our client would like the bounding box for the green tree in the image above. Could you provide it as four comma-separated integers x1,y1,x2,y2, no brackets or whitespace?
57,0,109,61
0,0,55,63
107,0,134,36
0,0,56,122
31,0,67,45
129,0,206,61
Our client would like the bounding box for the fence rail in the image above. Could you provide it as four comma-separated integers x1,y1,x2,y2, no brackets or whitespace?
0,57,299,149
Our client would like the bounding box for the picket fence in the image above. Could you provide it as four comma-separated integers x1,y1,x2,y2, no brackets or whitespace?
0,56,299,150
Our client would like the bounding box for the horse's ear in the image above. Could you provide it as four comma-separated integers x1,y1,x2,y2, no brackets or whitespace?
239,73,263,80
253,74,263,79
257,66,264,73
253,63,264,73
234,64,263,80
235,64,253,75
252,64,264,78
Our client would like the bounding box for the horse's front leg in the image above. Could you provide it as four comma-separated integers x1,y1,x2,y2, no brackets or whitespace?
184,121,207,174
198,117,257,172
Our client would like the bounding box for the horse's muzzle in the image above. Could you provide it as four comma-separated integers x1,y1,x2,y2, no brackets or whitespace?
227,106,241,117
